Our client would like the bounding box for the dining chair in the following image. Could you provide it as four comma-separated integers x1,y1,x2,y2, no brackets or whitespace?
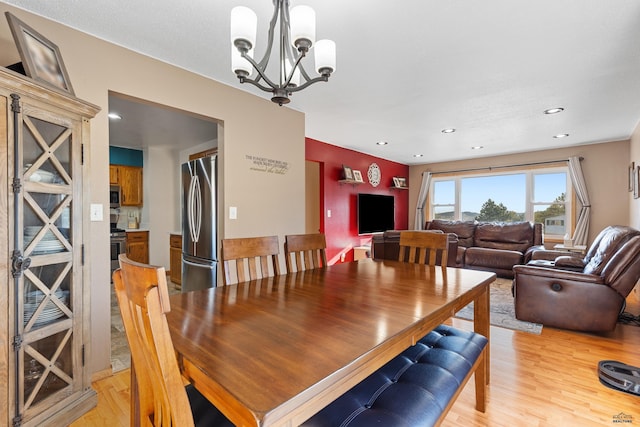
221,235,281,285
398,230,449,273
113,254,233,426
284,233,328,273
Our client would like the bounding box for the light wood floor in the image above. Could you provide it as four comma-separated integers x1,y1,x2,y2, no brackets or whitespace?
71,289,640,427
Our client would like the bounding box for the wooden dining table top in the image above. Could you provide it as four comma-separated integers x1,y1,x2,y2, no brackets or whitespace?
166,259,495,427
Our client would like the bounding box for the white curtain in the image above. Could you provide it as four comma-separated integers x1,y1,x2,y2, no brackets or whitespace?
568,156,590,246
414,172,432,230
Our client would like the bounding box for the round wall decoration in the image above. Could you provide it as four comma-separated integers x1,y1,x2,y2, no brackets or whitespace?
367,163,381,187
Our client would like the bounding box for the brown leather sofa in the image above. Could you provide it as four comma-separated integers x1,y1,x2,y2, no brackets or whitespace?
427,220,544,278
372,230,459,267
373,220,543,278
513,225,640,332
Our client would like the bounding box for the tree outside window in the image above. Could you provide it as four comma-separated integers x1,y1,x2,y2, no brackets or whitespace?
475,199,524,222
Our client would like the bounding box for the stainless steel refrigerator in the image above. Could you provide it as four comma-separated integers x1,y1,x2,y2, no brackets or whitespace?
181,155,217,291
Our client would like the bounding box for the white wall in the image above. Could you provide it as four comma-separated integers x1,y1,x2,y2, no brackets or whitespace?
144,147,179,268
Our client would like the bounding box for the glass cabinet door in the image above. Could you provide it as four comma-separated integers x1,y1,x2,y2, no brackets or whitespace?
15,107,82,419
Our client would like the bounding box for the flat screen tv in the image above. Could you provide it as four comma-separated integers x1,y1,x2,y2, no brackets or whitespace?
357,193,395,235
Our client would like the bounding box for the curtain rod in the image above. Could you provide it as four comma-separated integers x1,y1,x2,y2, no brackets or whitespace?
425,156,583,176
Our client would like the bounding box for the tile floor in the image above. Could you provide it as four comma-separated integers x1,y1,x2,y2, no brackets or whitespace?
110,278,181,372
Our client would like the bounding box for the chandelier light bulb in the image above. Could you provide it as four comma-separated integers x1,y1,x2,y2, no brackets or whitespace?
290,5,316,51
230,6,257,51
231,45,253,78
315,39,336,75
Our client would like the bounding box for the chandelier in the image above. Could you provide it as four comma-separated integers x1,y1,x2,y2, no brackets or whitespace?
230,1,336,106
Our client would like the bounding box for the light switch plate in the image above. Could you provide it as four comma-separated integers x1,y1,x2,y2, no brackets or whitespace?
90,203,103,221
229,206,237,220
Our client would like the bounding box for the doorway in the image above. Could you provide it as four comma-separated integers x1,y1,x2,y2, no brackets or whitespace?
108,92,220,371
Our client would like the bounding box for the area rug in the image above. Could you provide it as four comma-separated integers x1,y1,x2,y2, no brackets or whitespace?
454,278,543,334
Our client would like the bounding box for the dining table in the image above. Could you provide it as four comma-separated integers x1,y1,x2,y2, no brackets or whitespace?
166,259,495,427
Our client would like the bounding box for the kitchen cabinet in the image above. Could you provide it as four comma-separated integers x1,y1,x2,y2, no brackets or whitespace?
109,165,119,185
169,234,182,287
109,165,143,206
126,231,149,264
0,68,99,426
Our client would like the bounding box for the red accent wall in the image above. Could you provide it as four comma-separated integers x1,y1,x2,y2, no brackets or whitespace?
306,138,410,264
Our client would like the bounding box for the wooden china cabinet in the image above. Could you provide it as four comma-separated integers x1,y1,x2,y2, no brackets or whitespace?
0,68,99,426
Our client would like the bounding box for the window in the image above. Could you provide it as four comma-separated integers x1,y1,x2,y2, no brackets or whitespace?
432,180,455,220
430,167,570,238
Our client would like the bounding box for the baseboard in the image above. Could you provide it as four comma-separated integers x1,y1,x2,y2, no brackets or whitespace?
22,388,97,427
91,366,114,382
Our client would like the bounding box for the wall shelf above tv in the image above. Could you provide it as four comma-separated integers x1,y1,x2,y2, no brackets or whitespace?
338,179,363,186
391,177,408,189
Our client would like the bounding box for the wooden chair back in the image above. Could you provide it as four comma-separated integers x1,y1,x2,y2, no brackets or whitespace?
221,236,281,285
113,254,195,426
398,231,449,273
284,233,328,273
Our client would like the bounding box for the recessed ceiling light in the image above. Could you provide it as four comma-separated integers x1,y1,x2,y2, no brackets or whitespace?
413,154,423,158
544,107,564,114
376,141,388,145
108,112,122,120
471,146,483,150
553,133,569,139
441,128,456,134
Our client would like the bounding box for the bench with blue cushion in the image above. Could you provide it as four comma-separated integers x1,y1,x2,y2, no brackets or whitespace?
302,324,488,427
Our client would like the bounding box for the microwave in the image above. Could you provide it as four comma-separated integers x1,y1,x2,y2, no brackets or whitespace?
110,185,121,208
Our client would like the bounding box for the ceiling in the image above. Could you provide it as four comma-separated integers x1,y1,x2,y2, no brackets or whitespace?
108,93,218,151
5,0,640,164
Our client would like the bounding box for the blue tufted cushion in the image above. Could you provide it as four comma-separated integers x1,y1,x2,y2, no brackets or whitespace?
303,324,487,427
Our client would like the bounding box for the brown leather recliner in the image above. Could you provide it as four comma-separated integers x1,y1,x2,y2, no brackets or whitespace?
513,225,640,332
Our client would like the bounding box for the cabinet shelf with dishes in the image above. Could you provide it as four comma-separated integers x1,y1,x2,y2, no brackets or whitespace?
0,67,99,426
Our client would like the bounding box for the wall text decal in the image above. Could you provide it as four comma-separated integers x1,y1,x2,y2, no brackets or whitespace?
246,155,289,175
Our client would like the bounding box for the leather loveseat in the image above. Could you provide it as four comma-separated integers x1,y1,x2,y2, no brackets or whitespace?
372,230,459,267
373,220,544,278
513,225,640,332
